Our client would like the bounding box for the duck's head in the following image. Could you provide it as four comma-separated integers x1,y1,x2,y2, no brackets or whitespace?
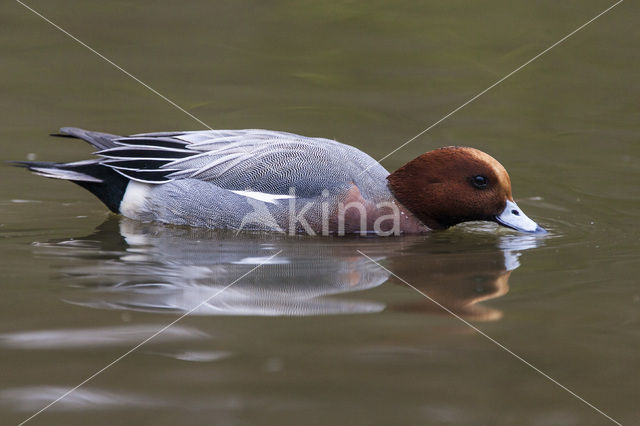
387,147,546,234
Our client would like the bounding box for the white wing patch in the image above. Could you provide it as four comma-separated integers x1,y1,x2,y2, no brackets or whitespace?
230,190,296,205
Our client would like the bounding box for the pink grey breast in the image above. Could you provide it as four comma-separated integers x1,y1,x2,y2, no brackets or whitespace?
16,127,546,235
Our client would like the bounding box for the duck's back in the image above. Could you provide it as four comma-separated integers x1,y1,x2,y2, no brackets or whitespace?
115,129,391,199
21,128,394,232
114,129,393,231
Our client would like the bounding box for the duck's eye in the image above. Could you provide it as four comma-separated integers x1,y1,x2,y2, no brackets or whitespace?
471,175,488,189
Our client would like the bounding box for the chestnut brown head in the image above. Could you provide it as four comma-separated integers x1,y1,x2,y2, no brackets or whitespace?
387,147,545,233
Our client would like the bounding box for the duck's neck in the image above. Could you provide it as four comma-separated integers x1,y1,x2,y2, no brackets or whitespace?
387,175,446,231
391,198,432,233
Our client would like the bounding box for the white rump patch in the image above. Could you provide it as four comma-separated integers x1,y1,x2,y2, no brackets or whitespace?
230,190,296,205
120,181,152,217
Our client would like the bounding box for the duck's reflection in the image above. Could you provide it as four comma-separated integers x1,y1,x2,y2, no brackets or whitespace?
389,250,513,321
38,218,543,321
388,228,542,321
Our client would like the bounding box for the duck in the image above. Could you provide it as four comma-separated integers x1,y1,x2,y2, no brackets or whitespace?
16,127,546,235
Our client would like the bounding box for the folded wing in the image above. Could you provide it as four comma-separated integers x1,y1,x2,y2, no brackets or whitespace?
99,130,377,197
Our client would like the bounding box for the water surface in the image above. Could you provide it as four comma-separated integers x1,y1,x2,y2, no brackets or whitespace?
1,1,639,424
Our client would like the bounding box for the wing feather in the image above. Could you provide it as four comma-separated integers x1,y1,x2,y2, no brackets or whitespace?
92,129,386,192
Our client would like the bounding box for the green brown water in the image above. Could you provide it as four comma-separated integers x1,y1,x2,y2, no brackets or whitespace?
1,1,639,424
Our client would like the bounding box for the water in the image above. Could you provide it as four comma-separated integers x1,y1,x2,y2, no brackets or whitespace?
1,1,639,424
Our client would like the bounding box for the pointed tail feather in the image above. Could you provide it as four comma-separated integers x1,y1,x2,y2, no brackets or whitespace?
14,160,103,182
14,160,128,213
53,127,122,151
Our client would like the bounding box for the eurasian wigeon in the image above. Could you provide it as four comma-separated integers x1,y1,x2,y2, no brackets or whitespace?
17,127,545,235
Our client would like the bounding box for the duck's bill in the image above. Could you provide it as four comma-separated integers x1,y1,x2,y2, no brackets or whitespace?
496,200,547,234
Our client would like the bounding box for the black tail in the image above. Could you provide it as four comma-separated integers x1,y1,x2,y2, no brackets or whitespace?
14,128,129,213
